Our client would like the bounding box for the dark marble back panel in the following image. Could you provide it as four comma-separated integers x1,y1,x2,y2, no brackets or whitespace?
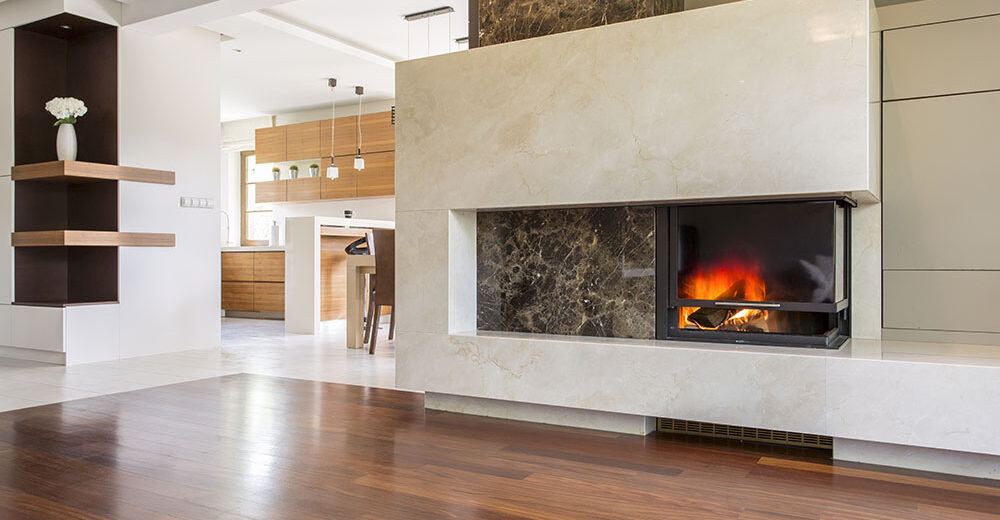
477,206,656,339
477,0,684,47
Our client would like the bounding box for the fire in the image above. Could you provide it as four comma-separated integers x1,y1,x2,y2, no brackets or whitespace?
679,263,769,332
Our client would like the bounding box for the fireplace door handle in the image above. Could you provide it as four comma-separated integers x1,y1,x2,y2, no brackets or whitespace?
715,301,781,309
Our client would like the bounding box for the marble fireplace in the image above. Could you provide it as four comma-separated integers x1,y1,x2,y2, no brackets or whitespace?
477,199,851,348
394,0,1000,479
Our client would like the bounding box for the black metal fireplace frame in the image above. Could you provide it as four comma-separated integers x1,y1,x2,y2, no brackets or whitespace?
654,197,855,349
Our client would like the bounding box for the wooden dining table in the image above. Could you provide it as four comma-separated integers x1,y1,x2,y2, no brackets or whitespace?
345,254,376,349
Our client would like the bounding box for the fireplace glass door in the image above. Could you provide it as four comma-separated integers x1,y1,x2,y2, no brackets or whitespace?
658,200,851,348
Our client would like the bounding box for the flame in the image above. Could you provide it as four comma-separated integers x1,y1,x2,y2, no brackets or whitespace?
679,262,768,331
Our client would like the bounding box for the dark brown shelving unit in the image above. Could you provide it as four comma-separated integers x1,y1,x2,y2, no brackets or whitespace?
11,161,176,307
11,15,176,308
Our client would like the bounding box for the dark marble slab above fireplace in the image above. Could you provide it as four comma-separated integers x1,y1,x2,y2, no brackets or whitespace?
477,206,656,339
475,0,684,47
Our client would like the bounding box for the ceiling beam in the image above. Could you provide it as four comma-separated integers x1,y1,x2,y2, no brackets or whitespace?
240,10,396,69
123,0,292,34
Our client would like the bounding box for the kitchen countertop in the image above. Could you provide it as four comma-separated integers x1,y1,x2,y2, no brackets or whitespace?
221,245,285,252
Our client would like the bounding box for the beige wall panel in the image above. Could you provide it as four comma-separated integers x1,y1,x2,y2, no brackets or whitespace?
884,271,1000,333
883,15,1000,100
882,92,1000,270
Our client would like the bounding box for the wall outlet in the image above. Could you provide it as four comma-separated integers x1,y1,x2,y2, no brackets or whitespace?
180,197,215,209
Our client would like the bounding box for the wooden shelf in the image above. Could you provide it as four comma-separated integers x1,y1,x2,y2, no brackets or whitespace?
12,161,175,185
12,231,176,247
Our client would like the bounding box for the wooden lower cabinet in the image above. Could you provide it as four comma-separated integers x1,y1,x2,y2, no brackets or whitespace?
222,251,286,314
222,282,254,311
253,282,285,313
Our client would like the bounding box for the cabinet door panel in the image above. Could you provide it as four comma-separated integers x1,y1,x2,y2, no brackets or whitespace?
222,282,254,311
253,282,284,312
286,177,321,202
222,252,254,282
320,156,358,199
286,121,322,161
255,126,286,163
255,180,287,203
254,252,284,282
355,151,394,198
359,111,394,154
321,116,358,157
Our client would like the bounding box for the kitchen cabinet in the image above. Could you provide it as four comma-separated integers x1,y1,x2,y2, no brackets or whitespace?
320,156,358,199
255,126,286,163
221,282,254,311
222,251,286,314
255,180,287,203
356,151,395,198
359,111,394,154
286,121,322,161
287,177,321,202
320,117,359,158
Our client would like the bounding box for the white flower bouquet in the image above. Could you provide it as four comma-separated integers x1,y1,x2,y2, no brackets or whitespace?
45,97,88,126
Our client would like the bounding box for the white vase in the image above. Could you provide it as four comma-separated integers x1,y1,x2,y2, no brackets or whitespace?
56,123,77,161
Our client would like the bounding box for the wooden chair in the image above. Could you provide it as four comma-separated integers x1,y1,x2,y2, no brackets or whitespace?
365,229,395,354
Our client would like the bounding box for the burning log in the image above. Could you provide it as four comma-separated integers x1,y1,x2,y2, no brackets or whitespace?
685,279,769,332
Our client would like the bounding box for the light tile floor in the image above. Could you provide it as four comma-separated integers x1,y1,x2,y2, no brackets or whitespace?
0,317,397,413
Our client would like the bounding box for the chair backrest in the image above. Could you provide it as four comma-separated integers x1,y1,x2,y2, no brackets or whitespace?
371,229,395,305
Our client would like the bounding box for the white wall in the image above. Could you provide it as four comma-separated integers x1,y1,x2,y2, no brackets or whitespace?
219,99,396,245
118,26,222,357
0,29,12,346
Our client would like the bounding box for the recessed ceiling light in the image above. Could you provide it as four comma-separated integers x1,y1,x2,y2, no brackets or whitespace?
59,24,72,30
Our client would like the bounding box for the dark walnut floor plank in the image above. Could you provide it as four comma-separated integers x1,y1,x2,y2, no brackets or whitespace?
0,374,996,520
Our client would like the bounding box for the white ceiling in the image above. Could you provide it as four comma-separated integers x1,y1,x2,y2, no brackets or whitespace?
200,0,469,122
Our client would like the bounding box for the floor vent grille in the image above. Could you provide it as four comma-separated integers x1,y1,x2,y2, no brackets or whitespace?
657,418,833,450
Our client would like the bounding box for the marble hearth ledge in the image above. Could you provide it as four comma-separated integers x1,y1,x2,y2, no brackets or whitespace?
398,331,1000,460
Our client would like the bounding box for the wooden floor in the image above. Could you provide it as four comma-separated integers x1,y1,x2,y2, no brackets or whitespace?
0,374,996,519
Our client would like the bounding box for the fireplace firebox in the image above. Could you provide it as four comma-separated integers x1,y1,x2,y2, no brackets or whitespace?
656,198,853,348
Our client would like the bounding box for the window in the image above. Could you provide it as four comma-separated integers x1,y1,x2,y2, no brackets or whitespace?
241,151,275,245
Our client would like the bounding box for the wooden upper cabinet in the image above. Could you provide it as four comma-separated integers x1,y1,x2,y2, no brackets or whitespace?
356,151,394,198
255,126,286,163
320,156,358,199
222,252,254,282
255,180,287,203
359,111,394,154
287,177,321,202
320,117,359,158
286,121,322,161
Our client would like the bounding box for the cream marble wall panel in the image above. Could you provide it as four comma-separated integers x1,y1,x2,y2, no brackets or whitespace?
827,358,1000,455
447,211,478,333
836,439,1000,480
883,14,1000,100
883,93,1000,270
425,392,655,435
396,331,829,434
850,203,881,339
883,271,1000,333
395,0,875,213
877,0,1000,30
395,210,450,335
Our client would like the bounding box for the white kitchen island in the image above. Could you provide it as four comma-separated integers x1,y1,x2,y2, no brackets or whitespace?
284,216,394,335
